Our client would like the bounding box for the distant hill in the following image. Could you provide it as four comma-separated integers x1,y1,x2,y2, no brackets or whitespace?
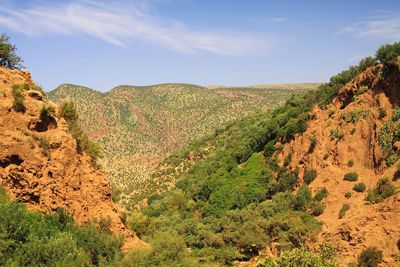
48,83,315,207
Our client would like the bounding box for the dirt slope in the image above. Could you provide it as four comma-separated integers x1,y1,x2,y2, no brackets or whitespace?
276,64,400,265
0,67,144,249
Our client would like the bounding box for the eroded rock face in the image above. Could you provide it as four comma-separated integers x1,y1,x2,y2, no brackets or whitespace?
0,67,144,250
274,64,400,265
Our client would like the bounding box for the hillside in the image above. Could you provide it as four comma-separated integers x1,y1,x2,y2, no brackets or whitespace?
0,66,145,260
48,83,316,207
125,45,400,266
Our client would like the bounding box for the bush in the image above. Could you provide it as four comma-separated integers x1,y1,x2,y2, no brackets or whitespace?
378,121,395,154
60,101,79,122
303,169,317,185
330,128,344,140
293,186,312,211
348,160,354,167
39,136,50,157
356,86,369,95
366,178,396,203
344,172,358,182
308,135,317,153
378,108,387,119
314,187,328,201
386,153,398,167
392,106,400,122
376,42,400,64
12,84,25,112
0,33,23,69
341,109,370,123
39,105,55,120
338,204,350,219
345,192,352,199
358,247,383,267
309,201,325,216
353,182,366,193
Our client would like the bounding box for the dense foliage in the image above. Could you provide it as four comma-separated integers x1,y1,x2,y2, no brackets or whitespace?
125,50,381,265
0,188,123,266
0,33,23,70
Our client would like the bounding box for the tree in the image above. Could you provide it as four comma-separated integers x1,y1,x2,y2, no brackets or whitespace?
0,34,23,69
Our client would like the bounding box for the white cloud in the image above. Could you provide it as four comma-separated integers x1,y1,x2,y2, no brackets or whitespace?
0,0,273,55
337,14,400,40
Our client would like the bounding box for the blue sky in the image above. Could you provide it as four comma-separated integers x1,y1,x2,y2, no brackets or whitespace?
0,0,399,91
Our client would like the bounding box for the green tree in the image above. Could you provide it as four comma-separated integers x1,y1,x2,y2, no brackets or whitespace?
0,33,23,69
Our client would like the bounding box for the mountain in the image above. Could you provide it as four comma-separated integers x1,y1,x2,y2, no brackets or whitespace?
48,83,317,207
0,66,145,265
125,46,400,266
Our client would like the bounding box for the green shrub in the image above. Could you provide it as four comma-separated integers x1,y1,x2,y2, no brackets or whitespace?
339,204,350,219
386,153,398,167
39,105,55,120
392,106,400,122
376,42,400,64
314,187,329,201
12,84,25,112
293,186,312,211
351,128,356,135
340,109,370,123
366,177,396,203
308,135,317,153
356,86,369,95
348,160,354,167
378,108,387,119
309,201,325,216
378,121,395,154
39,136,50,157
353,182,366,193
330,128,344,140
345,192,352,199
0,33,23,69
344,172,358,182
358,247,383,267
304,169,317,185
60,101,79,122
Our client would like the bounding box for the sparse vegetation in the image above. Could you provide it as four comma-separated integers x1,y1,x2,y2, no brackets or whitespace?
60,100,102,161
340,109,370,123
345,192,352,199
348,160,354,167
330,127,344,140
356,86,369,96
378,108,387,119
353,182,366,193
12,84,26,112
304,169,317,185
344,172,358,182
40,104,55,120
366,177,396,203
39,136,50,157
314,187,329,201
308,134,317,152
358,247,383,267
339,204,350,219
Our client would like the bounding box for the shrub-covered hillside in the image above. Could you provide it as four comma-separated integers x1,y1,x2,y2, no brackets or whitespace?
125,43,400,266
48,83,317,207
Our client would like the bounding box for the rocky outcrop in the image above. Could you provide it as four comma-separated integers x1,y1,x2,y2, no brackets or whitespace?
276,64,400,265
0,67,144,250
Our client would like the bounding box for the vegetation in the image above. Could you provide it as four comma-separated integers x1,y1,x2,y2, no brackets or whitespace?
378,108,387,119
0,188,123,266
12,84,26,112
308,134,317,152
119,52,381,265
358,247,383,267
303,169,317,184
49,83,314,207
344,172,359,182
314,187,329,201
0,33,23,69
348,160,354,167
40,105,56,120
340,109,370,123
366,178,396,203
376,41,400,64
356,86,369,96
339,204,350,219
60,101,102,161
345,192,352,199
256,244,338,267
353,182,366,193
39,136,50,157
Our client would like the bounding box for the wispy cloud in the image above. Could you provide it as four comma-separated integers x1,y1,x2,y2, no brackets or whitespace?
337,13,400,40
0,0,273,55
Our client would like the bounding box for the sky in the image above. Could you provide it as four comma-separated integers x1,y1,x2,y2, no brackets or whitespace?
0,0,399,91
